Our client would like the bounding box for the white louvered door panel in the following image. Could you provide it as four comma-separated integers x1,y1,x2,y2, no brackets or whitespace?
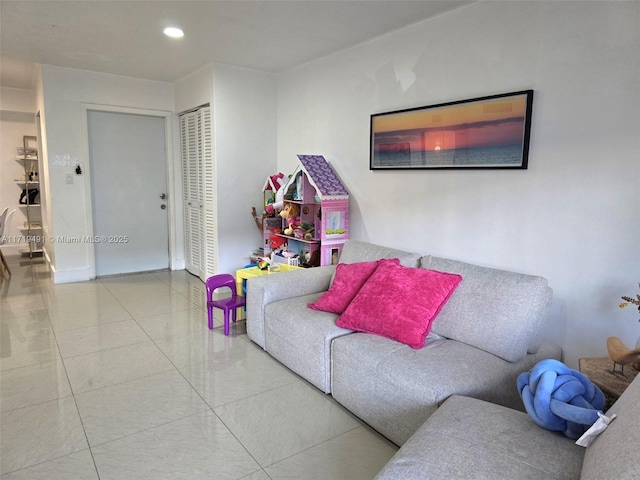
180,111,202,277
180,107,216,280
199,107,217,279
180,114,191,274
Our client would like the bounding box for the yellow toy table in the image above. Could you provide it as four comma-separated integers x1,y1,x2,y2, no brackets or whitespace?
235,263,303,318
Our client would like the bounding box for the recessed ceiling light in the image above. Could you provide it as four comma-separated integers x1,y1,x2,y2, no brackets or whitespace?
164,27,184,38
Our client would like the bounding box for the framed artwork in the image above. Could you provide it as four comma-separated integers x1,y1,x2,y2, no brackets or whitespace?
370,90,534,170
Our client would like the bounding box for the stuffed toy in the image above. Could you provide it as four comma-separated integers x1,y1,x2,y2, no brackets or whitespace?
301,249,320,268
280,202,300,236
269,234,287,255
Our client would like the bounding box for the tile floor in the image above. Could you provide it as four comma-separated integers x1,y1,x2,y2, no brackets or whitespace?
0,255,397,479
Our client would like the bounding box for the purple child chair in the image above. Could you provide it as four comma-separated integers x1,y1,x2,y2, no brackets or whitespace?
205,274,246,336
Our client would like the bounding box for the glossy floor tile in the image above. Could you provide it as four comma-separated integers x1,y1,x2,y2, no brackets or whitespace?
45,290,133,332
0,255,398,478
135,308,215,341
214,381,362,466
55,319,150,359
0,360,72,412
117,291,194,319
0,330,61,372
76,370,209,446
0,309,52,339
91,411,261,480
63,341,175,394
0,296,46,318
0,397,88,474
265,426,398,479
179,347,301,408
0,450,98,480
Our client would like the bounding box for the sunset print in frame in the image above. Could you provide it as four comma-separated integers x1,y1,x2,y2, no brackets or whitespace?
370,90,533,170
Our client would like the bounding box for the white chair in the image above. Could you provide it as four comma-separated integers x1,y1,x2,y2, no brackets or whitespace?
0,208,16,277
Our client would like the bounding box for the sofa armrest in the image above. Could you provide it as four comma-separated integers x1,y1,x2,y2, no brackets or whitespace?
246,265,336,349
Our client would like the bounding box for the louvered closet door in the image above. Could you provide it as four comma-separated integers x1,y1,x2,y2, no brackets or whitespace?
181,112,201,277
180,107,217,280
198,108,217,279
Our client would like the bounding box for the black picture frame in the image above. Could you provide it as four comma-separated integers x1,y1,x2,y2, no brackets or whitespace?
370,90,534,170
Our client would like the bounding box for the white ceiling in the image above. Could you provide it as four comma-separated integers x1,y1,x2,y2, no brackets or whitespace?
0,0,473,89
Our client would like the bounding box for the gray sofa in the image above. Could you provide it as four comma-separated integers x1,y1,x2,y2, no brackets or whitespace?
246,240,561,446
376,372,640,479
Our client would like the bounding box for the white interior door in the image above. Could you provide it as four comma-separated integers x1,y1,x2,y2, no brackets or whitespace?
88,110,169,276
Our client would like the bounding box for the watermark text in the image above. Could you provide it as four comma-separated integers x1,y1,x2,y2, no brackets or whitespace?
2,235,129,244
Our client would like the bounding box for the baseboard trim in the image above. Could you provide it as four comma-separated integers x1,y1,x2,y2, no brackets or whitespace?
53,266,92,284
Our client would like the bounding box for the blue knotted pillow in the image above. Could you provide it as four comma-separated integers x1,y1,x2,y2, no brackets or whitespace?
517,358,605,439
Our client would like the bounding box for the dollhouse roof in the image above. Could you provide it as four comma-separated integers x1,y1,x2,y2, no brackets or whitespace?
262,177,277,192
296,155,349,199
262,172,286,192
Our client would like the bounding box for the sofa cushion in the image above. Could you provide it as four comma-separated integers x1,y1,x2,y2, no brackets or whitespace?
336,261,462,348
375,395,584,480
580,374,640,480
308,258,399,314
422,256,552,362
338,239,421,267
331,333,562,446
263,292,353,394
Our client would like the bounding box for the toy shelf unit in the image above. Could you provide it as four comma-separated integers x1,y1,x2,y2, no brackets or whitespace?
275,155,349,267
260,173,288,258
15,135,43,258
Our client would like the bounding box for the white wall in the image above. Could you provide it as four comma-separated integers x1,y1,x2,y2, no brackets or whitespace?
38,65,177,283
175,64,214,114
0,87,36,254
277,1,640,367
174,63,277,276
172,66,218,273
34,61,274,283
34,66,54,266
212,63,277,274
0,86,35,112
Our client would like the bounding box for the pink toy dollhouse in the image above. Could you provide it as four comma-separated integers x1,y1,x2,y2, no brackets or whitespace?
275,155,349,267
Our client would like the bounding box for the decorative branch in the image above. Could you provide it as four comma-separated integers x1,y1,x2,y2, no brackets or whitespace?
619,282,640,322
251,207,263,232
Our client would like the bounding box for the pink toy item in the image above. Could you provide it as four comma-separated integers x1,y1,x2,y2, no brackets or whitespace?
270,173,286,190
265,174,288,213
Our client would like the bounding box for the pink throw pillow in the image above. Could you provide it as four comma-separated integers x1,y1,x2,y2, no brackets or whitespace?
336,261,462,349
308,258,400,314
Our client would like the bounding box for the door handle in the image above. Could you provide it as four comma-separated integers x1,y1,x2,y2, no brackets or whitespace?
160,193,167,199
